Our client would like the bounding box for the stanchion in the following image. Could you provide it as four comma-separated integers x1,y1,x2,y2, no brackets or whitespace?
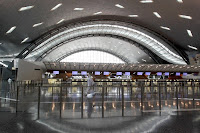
122,86,124,117
102,86,104,118
23,82,26,96
176,83,178,110
158,82,161,115
140,81,144,115
38,86,41,119
81,87,84,118
16,86,19,113
192,81,195,108
60,86,62,119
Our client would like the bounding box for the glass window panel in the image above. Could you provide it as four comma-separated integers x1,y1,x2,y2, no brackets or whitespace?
61,50,125,63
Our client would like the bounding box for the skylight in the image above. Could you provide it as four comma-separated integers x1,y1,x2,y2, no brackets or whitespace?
57,19,65,24
6,26,16,34
115,4,124,8
179,15,192,19
153,12,161,18
160,26,171,31
51,3,62,11
19,6,34,11
21,37,29,43
74,8,84,11
140,0,153,3
177,0,183,3
33,22,43,27
188,45,198,50
128,15,139,17
93,12,102,15
187,30,193,37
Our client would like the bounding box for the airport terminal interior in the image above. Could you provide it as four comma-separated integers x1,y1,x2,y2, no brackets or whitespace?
1,0,200,133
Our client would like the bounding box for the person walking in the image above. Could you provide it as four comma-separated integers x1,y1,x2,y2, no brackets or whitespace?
86,74,95,118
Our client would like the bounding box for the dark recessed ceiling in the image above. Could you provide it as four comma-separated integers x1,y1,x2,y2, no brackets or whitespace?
0,0,200,56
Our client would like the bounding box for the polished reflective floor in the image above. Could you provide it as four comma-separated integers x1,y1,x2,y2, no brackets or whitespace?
1,81,200,132
1,107,200,133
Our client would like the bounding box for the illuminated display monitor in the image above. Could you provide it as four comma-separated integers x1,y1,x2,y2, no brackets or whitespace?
95,71,100,75
53,71,59,75
116,72,122,75
137,72,143,75
81,71,87,75
183,72,187,76
72,71,78,75
176,72,181,76
104,72,109,75
165,72,169,76
125,72,130,76
157,72,162,76
145,72,151,75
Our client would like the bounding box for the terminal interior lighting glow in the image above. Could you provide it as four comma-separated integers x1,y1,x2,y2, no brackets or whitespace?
81,71,87,75
72,71,78,75
116,72,122,75
104,72,109,75
53,71,59,74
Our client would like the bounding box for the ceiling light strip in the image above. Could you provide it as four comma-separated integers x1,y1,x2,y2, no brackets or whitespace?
140,0,153,3
33,22,43,27
160,26,171,31
74,8,84,11
187,29,193,37
179,15,192,19
6,26,16,34
177,0,183,3
128,15,139,17
93,12,102,15
188,45,198,50
57,19,65,24
21,37,29,43
115,4,124,8
19,6,34,11
153,12,161,18
51,3,62,11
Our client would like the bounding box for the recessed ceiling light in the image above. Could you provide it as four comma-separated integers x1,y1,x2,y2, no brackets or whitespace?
33,22,43,27
128,15,139,17
57,19,65,24
0,43,2,45
6,26,16,34
153,12,161,18
19,5,34,11
74,8,84,11
93,12,102,15
21,37,29,43
140,0,153,3
138,51,140,54
179,15,192,19
51,3,62,11
188,45,198,50
142,59,147,62
160,26,171,31
177,0,183,3
115,4,124,8
187,29,193,37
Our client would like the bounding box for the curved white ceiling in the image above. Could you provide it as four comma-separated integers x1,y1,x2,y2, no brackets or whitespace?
25,21,186,64
36,37,155,64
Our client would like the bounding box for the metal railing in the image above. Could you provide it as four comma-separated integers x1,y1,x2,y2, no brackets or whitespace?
0,79,200,119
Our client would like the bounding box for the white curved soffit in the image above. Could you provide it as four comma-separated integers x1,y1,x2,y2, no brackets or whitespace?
25,22,186,64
